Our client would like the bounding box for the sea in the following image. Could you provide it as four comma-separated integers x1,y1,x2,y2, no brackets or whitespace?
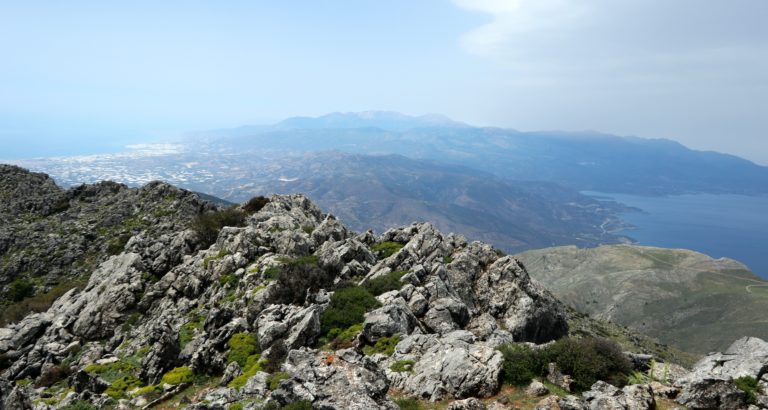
585,192,768,280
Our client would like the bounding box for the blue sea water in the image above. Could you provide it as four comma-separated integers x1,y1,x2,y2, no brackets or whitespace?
585,192,768,279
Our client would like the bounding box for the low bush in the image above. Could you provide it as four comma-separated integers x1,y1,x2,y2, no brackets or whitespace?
106,234,131,256
228,355,267,389
363,270,407,296
105,375,143,399
0,278,87,326
371,242,404,258
59,401,97,410
191,207,246,247
272,256,334,305
323,323,363,349
35,365,72,388
394,397,424,410
84,360,137,383
363,334,399,357
8,278,34,302
243,196,270,215
160,366,194,385
267,371,291,390
227,333,260,367
390,360,416,373
735,376,759,405
497,343,541,386
498,337,632,392
319,286,380,335
539,337,632,392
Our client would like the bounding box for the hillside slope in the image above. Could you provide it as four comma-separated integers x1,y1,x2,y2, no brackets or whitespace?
516,245,768,354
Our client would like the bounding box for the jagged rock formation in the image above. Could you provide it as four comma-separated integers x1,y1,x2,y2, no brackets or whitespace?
674,336,768,409
0,165,215,325
0,168,765,409
0,174,570,409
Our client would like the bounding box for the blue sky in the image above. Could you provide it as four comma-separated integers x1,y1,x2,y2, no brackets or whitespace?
1,1,767,163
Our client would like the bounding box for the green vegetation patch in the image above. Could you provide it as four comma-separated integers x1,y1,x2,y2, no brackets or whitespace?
180,311,206,348
203,249,231,269
321,323,363,349
393,397,424,410
84,360,137,383
497,343,540,386
390,360,416,373
267,371,291,390
372,242,404,258
191,207,247,247
735,376,760,405
227,332,261,367
363,334,400,356
364,270,407,296
8,278,35,302
320,286,381,335
160,366,195,385
497,337,633,392
243,196,270,215
228,355,267,389
105,375,143,399
59,401,97,410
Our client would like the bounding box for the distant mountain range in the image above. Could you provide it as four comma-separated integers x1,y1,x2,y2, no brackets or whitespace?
10,111,768,256
194,111,768,196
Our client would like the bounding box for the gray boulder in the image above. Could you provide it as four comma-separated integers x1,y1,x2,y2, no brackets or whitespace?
676,378,747,409
582,381,655,410
386,331,503,401
272,348,396,409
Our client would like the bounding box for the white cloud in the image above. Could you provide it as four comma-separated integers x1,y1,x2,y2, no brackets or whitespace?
453,0,589,57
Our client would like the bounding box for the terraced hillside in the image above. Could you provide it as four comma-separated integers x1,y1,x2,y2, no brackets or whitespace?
516,244,768,354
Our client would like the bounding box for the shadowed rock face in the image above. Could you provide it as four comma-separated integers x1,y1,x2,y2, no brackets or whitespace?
0,165,217,324
0,176,569,408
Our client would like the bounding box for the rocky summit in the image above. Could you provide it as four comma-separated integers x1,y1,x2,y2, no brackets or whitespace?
0,168,766,409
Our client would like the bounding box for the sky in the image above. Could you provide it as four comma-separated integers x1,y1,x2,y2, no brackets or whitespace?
1,0,767,163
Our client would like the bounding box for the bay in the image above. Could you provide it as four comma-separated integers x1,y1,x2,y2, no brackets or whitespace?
585,192,768,279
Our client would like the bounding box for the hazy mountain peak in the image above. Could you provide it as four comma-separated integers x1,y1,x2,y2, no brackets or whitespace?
276,110,468,131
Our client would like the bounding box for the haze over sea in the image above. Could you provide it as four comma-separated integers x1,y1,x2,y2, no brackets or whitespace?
587,192,768,279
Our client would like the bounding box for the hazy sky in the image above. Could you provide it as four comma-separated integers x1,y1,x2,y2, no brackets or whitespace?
1,1,767,163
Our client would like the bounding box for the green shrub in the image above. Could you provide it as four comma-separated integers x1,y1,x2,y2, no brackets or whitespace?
228,356,266,389
132,384,162,397
1,278,87,326
267,371,291,390
539,337,632,392
394,397,424,410
227,333,260,367
390,360,416,373
263,266,281,280
8,278,34,302
191,207,246,247
59,401,97,410
180,312,205,348
320,287,380,335
272,256,334,305
363,334,399,356
372,242,404,258
106,234,131,256
282,401,313,410
84,360,137,383
443,255,453,264
105,375,143,398
243,196,270,215
497,343,542,386
323,323,363,349
219,273,239,288
363,271,407,296
735,376,759,405
229,403,244,410
160,366,194,385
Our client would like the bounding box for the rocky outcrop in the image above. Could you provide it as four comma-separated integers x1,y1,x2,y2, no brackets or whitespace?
2,174,743,410
675,336,768,409
386,331,503,401
581,381,656,410
273,348,396,409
